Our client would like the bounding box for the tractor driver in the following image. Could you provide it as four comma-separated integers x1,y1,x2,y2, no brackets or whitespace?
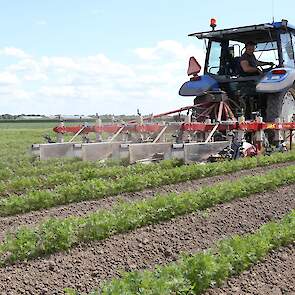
239,41,274,76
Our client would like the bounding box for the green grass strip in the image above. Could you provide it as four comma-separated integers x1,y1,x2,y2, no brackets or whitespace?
1,151,295,217
87,210,294,295
0,164,294,266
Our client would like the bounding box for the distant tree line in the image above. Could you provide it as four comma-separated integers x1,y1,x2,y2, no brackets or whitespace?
0,114,45,120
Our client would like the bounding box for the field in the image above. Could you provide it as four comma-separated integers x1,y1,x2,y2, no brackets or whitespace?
0,122,294,295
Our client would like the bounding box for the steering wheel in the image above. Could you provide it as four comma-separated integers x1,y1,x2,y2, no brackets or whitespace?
258,63,276,73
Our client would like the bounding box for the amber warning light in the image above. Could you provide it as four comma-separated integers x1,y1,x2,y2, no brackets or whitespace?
210,18,217,30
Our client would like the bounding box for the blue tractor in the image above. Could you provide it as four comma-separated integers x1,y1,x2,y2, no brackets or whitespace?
179,19,295,131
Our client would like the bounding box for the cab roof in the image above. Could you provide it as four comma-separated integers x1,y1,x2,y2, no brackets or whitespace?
189,21,295,44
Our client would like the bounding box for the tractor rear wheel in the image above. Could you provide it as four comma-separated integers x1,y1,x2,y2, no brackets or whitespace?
266,86,295,144
266,86,295,122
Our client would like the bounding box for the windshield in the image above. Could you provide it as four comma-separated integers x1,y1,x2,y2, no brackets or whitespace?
206,39,279,75
254,41,278,65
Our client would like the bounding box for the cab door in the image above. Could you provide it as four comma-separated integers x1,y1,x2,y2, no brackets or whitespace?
280,31,295,68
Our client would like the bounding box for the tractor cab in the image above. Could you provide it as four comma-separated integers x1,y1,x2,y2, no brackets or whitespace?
179,20,295,122
201,21,295,76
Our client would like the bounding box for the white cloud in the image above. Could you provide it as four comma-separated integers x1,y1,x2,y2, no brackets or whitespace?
134,47,159,61
6,58,48,82
38,85,77,98
0,47,30,59
41,56,79,70
0,72,19,85
134,40,205,62
0,41,204,114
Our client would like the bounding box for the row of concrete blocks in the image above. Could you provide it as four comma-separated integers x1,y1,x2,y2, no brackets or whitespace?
31,141,229,163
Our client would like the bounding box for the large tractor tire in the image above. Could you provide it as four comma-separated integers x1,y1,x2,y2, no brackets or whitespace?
266,86,295,144
266,86,295,122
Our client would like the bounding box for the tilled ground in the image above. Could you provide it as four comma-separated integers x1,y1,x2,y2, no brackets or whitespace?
0,161,293,242
0,183,294,294
205,244,295,295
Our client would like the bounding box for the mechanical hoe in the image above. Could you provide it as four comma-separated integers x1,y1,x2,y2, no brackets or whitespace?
33,19,295,163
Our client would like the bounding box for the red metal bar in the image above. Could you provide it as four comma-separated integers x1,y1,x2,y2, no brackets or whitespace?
181,121,295,132
182,122,236,132
128,104,198,123
54,120,295,135
53,123,165,135
53,125,96,134
128,102,213,124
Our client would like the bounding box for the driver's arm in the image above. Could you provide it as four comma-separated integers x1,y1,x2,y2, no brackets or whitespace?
240,60,262,74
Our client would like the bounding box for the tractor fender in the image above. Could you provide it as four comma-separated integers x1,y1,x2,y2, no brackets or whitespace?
256,68,295,93
179,75,219,97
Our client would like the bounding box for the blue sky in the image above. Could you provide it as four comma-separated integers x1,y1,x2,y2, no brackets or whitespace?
0,0,294,115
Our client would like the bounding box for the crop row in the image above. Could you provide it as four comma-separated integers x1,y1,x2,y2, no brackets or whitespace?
0,164,294,266
1,151,295,217
0,157,90,181
0,157,122,182
0,159,182,196
87,210,294,295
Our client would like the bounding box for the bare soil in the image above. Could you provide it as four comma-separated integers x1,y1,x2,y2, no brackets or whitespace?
205,244,295,295
0,161,293,242
0,183,294,294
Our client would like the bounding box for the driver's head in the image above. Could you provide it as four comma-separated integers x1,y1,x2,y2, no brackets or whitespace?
245,41,256,54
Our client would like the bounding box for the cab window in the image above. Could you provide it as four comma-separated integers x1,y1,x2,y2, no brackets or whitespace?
281,32,295,68
207,41,222,75
292,32,295,63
